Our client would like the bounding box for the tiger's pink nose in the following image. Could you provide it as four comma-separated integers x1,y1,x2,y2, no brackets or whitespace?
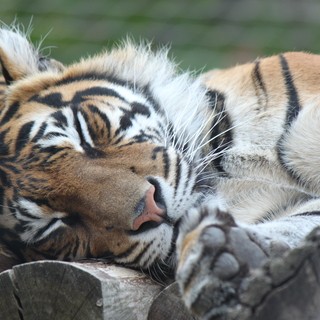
132,185,166,231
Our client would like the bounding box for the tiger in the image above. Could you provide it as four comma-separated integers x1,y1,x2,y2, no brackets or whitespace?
1,24,320,319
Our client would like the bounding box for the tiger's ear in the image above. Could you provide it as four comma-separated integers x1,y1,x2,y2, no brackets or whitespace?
0,26,64,85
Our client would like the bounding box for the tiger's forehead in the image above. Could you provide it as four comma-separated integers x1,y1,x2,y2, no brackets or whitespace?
1,72,155,126
27,80,132,111
8,73,150,104
0,70,165,156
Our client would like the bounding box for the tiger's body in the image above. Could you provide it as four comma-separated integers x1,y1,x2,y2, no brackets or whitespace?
0,26,320,319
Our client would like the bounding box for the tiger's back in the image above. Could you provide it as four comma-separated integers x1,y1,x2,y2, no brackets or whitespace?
199,52,320,224
176,53,320,318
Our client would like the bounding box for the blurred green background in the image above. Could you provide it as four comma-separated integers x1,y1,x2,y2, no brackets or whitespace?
1,0,319,71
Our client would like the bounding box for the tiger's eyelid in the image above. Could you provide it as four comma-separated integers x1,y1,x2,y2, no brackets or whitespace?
70,107,106,158
71,106,93,148
77,111,94,147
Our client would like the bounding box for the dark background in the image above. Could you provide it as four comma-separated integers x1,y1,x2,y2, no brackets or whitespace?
2,0,319,71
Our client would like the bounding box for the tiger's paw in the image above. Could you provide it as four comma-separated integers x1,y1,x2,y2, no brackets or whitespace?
176,205,288,319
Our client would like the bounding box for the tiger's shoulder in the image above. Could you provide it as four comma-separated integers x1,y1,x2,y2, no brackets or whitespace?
198,52,320,222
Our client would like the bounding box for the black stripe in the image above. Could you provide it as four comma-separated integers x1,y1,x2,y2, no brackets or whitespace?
293,211,320,217
279,54,301,128
116,104,146,135
187,164,194,185
43,132,69,140
252,61,268,108
140,84,163,115
41,146,64,155
132,131,158,144
55,73,162,113
115,242,139,259
72,106,85,145
130,241,153,266
0,102,20,125
31,122,48,143
207,90,232,173
47,237,75,259
0,187,4,214
30,92,65,108
163,149,170,179
174,154,181,194
42,238,73,259
131,102,151,118
15,121,34,153
151,147,170,178
16,205,41,221
152,126,165,142
52,111,68,129
55,73,126,87
26,227,65,249
252,61,266,94
276,55,302,180
72,86,126,104
113,102,151,136
71,237,80,258
32,218,60,242
151,146,163,160
112,135,125,145
0,162,20,173
0,236,26,262
117,114,132,134
29,86,126,109
0,58,13,85
88,104,112,141
0,129,9,155
72,106,105,158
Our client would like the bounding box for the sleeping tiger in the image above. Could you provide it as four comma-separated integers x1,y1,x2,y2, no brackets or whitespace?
0,25,320,319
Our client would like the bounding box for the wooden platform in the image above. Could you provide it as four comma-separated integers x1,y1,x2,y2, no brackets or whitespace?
1,229,320,320
0,261,193,320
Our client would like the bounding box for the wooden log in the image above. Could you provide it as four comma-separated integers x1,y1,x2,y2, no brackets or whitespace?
148,282,195,320
1,228,320,320
0,270,21,320
0,261,163,320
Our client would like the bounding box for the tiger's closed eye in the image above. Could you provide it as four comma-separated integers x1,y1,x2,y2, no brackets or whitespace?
71,107,105,158
61,213,81,227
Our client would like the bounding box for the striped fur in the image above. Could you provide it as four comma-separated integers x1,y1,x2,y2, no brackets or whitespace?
176,53,320,318
1,27,320,316
0,27,206,276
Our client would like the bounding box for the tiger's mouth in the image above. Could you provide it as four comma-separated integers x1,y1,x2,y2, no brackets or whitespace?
147,217,181,282
128,214,175,235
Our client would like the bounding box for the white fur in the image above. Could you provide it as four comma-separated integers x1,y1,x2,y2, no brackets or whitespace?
0,25,40,76
17,199,65,243
80,41,211,162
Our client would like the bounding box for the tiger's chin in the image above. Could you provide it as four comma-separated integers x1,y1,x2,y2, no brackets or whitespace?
146,218,181,283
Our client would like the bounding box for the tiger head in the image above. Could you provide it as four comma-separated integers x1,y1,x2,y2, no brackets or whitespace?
0,27,210,276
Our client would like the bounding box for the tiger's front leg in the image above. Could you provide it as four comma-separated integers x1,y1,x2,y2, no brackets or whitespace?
176,205,290,320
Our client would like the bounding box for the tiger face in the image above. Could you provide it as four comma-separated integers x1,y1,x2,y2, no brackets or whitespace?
0,27,208,274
